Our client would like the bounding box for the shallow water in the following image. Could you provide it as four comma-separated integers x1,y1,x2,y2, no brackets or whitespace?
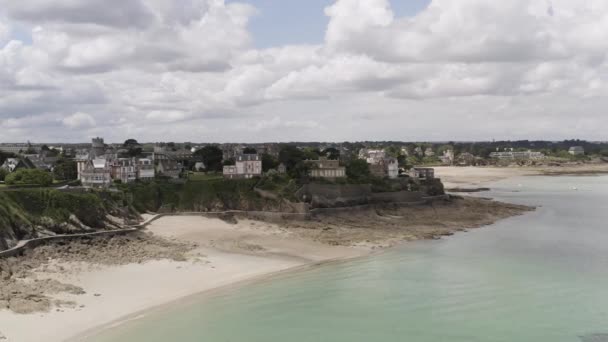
89,176,608,342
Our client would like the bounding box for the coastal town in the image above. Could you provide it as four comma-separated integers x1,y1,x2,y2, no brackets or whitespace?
1,139,606,189
1,137,607,342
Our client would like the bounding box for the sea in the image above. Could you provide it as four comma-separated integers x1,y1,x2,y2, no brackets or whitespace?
89,175,608,342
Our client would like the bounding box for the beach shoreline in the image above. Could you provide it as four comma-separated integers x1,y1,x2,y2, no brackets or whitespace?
0,166,564,342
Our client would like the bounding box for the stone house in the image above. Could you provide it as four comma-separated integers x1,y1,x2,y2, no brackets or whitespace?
81,159,112,188
111,158,138,184
223,154,262,179
157,160,182,179
307,157,346,179
409,167,435,181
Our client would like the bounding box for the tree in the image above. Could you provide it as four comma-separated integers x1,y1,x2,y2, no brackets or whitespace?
0,169,7,182
323,148,340,160
5,169,53,186
290,162,310,181
193,145,224,172
302,148,321,160
278,146,305,172
0,152,15,165
346,159,371,182
123,139,143,157
123,139,139,148
243,147,257,154
261,153,279,172
53,159,78,181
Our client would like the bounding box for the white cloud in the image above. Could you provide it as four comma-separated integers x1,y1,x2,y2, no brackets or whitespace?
62,112,96,128
0,0,607,142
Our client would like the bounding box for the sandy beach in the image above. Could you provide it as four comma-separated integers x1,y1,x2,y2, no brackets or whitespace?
0,165,566,342
0,216,367,342
435,164,608,189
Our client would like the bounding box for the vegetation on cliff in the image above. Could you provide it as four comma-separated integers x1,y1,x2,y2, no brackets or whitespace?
0,190,123,251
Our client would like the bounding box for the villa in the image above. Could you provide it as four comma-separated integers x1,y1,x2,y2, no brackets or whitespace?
223,154,262,179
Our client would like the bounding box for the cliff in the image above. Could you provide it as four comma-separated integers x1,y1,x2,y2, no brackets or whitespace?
0,190,128,251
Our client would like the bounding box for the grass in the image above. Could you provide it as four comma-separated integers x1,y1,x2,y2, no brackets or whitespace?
188,172,223,181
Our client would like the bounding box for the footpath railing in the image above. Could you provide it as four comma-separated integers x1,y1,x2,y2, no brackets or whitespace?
0,214,162,259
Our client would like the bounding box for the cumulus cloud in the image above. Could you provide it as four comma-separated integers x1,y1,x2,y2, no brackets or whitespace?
62,112,96,128
0,0,606,142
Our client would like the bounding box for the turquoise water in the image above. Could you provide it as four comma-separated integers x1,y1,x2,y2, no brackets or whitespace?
90,176,608,342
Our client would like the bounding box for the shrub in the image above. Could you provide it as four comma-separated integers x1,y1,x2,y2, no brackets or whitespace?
5,169,53,186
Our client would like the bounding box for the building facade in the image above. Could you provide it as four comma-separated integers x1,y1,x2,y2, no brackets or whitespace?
81,159,112,188
409,167,435,181
569,146,585,155
223,154,262,179
307,157,346,179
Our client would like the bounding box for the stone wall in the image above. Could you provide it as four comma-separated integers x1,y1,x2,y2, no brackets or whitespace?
296,184,372,208
370,191,424,203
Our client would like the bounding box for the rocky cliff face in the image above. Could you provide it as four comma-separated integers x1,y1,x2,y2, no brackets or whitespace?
0,190,128,252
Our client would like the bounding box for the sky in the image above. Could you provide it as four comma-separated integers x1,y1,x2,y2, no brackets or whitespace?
0,0,607,143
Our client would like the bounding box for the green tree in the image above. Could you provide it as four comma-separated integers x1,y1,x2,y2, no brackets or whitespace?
278,146,305,172
261,153,279,172
243,147,257,154
0,168,7,182
323,147,340,160
5,169,53,186
194,145,224,172
123,139,143,157
346,159,371,182
384,146,401,158
302,148,321,160
53,159,78,181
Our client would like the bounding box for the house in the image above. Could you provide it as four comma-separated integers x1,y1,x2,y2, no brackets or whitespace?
369,157,399,179
277,163,287,174
440,150,454,165
456,152,477,166
157,160,182,179
1,158,34,173
359,149,386,164
386,158,399,179
569,146,585,156
409,167,435,181
75,153,90,180
307,157,346,179
23,154,53,171
81,159,112,188
424,148,435,157
193,161,206,172
489,150,545,160
137,158,155,181
111,158,138,184
223,154,262,179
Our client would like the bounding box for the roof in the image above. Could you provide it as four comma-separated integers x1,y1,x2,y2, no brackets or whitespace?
92,159,107,168
569,146,584,151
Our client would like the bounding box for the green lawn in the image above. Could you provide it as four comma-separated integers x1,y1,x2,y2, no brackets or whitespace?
188,172,223,181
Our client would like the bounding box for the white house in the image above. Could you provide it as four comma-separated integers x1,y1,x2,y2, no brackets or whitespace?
386,158,399,179
569,146,585,156
223,154,262,179
138,158,155,181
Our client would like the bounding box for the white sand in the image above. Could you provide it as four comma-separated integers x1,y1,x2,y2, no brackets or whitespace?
434,166,534,188
435,164,608,189
0,216,367,342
